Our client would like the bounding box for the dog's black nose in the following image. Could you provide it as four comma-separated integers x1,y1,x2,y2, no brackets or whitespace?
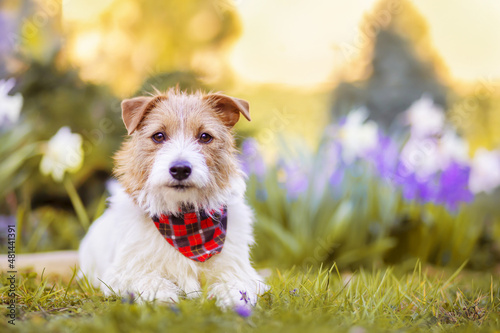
169,161,192,181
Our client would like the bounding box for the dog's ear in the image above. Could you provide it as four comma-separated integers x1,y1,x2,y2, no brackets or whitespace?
203,93,251,127
121,96,159,135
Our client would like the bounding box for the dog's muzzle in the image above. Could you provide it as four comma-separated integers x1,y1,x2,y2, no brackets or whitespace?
169,161,192,181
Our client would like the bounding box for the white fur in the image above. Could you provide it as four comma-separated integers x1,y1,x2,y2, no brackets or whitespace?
79,172,267,308
139,135,214,216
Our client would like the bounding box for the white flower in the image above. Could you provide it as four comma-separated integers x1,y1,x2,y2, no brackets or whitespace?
400,137,440,180
439,128,469,167
468,148,500,194
338,108,378,164
400,128,470,179
406,95,445,138
0,78,23,126
40,127,84,182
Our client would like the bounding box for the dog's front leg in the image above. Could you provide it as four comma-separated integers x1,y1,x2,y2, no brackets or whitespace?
100,263,183,304
204,253,269,308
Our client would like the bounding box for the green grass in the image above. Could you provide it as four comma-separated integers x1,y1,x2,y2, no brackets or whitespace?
1,263,499,332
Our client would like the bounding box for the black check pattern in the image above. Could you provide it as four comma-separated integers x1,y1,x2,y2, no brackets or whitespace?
152,206,227,262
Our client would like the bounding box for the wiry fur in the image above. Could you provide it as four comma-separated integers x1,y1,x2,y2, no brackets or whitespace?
78,89,268,308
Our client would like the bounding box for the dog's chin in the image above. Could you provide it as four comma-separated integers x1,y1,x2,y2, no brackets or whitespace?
166,184,193,191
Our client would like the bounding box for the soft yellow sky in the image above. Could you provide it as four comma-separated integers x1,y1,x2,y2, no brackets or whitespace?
229,0,500,87
62,0,500,89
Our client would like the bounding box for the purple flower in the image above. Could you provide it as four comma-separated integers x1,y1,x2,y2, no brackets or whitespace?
0,215,15,227
0,13,16,56
240,139,266,179
0,215,15,244
280,161,308,200
235,304,252,317
239,291,249,304
366,133,400,180
121,292,135,304
394,159,474,211
329,167,344,187
435,162,474,211
321,140,343,187
337,116,347,127
396,167,438,204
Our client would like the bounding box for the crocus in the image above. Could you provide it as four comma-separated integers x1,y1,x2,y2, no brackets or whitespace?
399,136,441,180
280,161,308,200
40,127,84,182
366,133,400,180
468,148,500,194
235,304,252,317
398,171,438,204
338,108,378,164
0,12,16,56
439,128,469,169
240,138,266,179
436,161,473,210
406,95,445,138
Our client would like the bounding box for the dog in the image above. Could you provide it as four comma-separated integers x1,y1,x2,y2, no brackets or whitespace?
78,88,268,308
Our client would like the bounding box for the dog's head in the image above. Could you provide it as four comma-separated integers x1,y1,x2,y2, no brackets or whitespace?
114,89,250,215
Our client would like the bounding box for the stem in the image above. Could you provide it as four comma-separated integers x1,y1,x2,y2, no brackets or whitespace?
63,177,90,230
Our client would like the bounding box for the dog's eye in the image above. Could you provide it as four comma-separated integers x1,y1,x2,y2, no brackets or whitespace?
198,133,213,144
152,132,167,143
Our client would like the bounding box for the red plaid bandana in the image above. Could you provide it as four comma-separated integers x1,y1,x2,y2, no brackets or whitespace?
152,206,227,262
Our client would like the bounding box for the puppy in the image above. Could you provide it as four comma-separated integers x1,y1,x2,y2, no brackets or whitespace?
78,88,267,307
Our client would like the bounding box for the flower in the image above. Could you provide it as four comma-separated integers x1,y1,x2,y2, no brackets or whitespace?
406,95,445,138
121,292,135,304
279,161,308,200
439,128,469,168
399,136,441,180
40,127,84,182
239,291,249,304
234,304,252,317
311,139,342,195
0,12,16,56
338,108,378,164
397,124,474,208
435,162,473,210
0,78,23,127
329,166,344,187
0,215,16,244
240,138,266,179
468,148,500,194
398,171,438,203
395,132,474,208
365,133,400,180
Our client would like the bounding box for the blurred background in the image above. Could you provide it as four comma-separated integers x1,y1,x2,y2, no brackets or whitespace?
1,0,500,271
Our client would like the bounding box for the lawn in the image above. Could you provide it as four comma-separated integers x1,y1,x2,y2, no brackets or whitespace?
1,263,499,332
2,1,500,332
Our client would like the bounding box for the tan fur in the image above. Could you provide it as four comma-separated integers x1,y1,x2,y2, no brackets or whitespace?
203,93,251,127
121,96,167,135
79,88,269,307
114,89,248,210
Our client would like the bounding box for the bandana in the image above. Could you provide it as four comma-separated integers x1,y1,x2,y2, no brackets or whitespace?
152,206,227,262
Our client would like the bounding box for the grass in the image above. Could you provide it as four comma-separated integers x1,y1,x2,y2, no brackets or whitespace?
1,263,499,332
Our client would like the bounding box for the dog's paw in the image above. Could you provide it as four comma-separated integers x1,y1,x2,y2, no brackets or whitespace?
179,277,202,300
208,280,269,309
134,277,181,303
